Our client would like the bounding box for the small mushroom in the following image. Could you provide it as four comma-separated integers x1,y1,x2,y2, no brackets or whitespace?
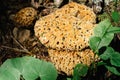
34,2,98,75
12,7,37,28
10,7,38,44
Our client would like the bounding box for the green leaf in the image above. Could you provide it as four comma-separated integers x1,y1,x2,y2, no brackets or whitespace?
0,67,20,80
89,19,120,52
100,47,120,67
110,52,120,67
89,36,101,53
105,65,120,76
0,57,28,80
97,33,114,50
73,64,88,80
107,27,120,33
0,56,58,80
22,58,58,80
97,61,106,66
89,19,113,52
93,19,111,37
112,11,120,22
89,33,114,53
100,47,114,60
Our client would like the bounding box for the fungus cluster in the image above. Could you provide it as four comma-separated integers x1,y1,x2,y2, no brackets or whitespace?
34,2,98,75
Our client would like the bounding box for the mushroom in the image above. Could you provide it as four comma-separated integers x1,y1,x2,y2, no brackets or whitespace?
34,2,98,75
12,7,37,28
48,49,98,75
11,7,37,43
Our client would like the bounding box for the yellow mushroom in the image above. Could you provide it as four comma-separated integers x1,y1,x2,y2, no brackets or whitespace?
34,2,98,75
48,49,98,75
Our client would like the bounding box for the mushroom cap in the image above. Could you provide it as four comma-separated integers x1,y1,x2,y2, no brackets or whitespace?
48,49,98,75
34,2,98,75
34,2,96,51
14,7,37,27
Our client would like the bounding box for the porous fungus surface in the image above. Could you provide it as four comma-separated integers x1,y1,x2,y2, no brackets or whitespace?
48,49,98,75
34,2,97,75
34,2,96,51
13,7,37,27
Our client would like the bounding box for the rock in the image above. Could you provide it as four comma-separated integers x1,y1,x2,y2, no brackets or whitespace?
13,27,30,43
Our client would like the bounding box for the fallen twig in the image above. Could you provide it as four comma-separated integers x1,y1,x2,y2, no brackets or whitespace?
1,45,32,55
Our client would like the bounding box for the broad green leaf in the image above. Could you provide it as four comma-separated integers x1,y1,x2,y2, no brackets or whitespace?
0,57,28,80
93,19,111,37
22,57,58,80
100,47,114,60
0,67,20,80
112,11,120,22
89,19,120,52
105,65,120,76
89,36,101,52
110,52,120,67
97,33,114,50
90,33,114,52
73,64,88,80
7,56,29,72
100,47,120,67
0,56,58,80
22,58,41,80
